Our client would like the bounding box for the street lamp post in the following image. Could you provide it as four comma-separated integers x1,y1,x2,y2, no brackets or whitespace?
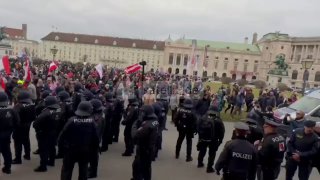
139,60,147,93
50,45,58,60
301,60,313,96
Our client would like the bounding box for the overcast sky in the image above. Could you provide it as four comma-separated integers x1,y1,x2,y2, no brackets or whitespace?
1,0,319,42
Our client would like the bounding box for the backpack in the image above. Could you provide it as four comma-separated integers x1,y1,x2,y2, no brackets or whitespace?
198,117,215,141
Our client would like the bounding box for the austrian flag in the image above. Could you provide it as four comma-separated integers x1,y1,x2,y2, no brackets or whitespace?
124,63,142,74
49,61,58,73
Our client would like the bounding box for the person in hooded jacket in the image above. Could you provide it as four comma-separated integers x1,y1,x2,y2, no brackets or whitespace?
122,96,139,157
88,99,105,178
131,105,159,180
33,96,62,172
101,92,114,152
12,91,36,164
0,92,20,174
59,101,99,180
197,106,225,173
174,98,198,162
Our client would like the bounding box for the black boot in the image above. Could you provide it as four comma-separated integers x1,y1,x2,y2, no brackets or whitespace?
206,167,215,173
34,166,47,172
33,149,39,154
24,154,31,160
197,162,204,168
2,167,11,174
12,159,22,165
186,157,193,162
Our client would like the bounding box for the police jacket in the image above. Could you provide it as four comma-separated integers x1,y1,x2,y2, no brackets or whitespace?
287,128,319,161
215,137,257,180
197,114,225,144
92,111,105,140
58,116,99,152
14,102,36,124
174,107,197,134
258,132,286,167
33,108,62,135
132,114,159,155
113,98,124,119
122,104,139,135
35,100,45,116
195,99,211,117
153,102,165,131
105,101,114,124
0,106,20,137
247,124,264,144
72,91,82,112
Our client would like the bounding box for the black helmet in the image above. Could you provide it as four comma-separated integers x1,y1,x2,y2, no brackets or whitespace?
75,101,93,117
74,83,83,92
0,92,8,107
45,96,60,109
83,89,94,101
128,95,139,106
105,92,114,102
58,91,71,102
141,105,155,118
41,90,51,99
90,99,103,112
55,86,65,95
18,91,32,104
183,99,193,109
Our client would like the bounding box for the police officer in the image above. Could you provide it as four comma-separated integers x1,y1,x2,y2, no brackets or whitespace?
215,122,257,180
255,117,286,180
197,106,225,173
101,92,114,152
12,91,36,164
59,101,99,180
0,92,20,174
56,91,74,159
152,101,164,159
286,120,319,180
122,96,139,156
72,82,83,112
245,118,264,144
131,105,159,180
33,96,62,172
88,99,105,178
174,98,197,162
156,94,169,130
111,91,124,143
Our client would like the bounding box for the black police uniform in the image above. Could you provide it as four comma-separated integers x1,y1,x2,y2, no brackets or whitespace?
12,91,36,164
101,93,114,152
174,99,197,161
257,119,286,180
33,96,62,172
88,99,105,178
152,101,164,159
111,95,124,142
197,110,225,173
286,121,319,180
122,98,139,156
0,92,20,174
131,105,159,180
215,123,257,180
59,101,99,180
246,119,264,144
72,83,83,112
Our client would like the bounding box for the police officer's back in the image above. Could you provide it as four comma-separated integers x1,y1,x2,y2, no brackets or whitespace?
12,91,36,164
59,101,99,180
131,105,159,180
0,92,20,174
33,96,61,172
197,106,225,173
215,122,257,180
256,117,286,180
100,92,115,152
35,90,51,116
72,83,83,112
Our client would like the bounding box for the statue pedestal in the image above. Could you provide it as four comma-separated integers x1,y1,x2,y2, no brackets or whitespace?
267,69,289,87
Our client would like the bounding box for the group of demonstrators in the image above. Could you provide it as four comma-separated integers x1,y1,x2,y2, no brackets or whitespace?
0,57,320,180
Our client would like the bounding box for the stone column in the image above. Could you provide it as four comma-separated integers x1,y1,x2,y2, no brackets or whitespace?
301,45,305,62
316,45,320,63
293,45,296,62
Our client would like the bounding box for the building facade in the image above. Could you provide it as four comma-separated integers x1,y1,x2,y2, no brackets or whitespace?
258,32,320,88
164,35,261,81
2,24,39,57
40,32,165,71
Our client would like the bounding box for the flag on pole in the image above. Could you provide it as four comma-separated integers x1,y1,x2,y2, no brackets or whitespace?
187,40,197,75
203,46,208,70
48,61,58,73
0,55,11,75
23,57,31,84
124,63,142,74
95,64,103,79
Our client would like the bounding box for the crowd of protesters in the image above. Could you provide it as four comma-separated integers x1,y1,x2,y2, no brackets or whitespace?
0,58,319,180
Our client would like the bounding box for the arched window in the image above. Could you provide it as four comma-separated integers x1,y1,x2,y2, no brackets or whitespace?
315,71,320,82
175,68,179,74
213,72,217,77
183,69,187,75
242,74,246,80
232,74,236,80
222,73,227,78
292,70,298,80
202,71,207,77
168,67,172,74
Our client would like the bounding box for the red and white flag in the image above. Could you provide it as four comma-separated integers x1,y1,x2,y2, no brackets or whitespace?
0,55,11,75
124,63,142,74
49,61,58,73
95,64,103,79
23,58,32,83
0,75,6,91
